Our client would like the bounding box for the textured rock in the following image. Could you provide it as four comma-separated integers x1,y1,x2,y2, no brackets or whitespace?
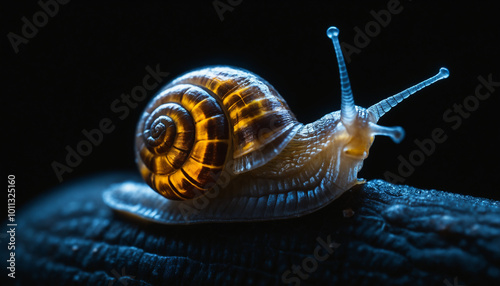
6,172,500,285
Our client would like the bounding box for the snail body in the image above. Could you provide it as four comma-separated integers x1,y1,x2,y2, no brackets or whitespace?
104,26,449,224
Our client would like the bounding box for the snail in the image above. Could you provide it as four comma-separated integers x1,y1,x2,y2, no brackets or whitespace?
103,26,449,224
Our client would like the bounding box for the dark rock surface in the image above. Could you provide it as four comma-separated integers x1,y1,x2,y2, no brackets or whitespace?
4,172,500,286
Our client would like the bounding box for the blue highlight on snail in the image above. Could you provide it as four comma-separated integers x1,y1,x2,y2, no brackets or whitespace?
327,26,356,125
327,26,449,144
104,25,452,224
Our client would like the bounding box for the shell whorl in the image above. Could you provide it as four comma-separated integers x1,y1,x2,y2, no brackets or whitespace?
106,26,451,224
171,66,303,174
136,66,302,200
136,84,230,200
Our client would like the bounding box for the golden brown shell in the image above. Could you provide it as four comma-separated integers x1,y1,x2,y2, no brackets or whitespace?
105,26,450,224
136,66,302,200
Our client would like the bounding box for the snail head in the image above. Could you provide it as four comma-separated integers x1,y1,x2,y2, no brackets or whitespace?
326,26,449,160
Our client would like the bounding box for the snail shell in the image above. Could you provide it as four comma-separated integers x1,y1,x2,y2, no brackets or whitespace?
103,26,449,224
136,66,302,200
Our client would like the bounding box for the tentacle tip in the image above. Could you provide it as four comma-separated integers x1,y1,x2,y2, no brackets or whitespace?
369,122,405,143
439,67,450,78
327,26,339,39
391,126,405,144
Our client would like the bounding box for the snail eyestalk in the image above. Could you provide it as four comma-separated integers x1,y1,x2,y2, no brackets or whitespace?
327,26,356,126
369,122,405,143
368,67,450,121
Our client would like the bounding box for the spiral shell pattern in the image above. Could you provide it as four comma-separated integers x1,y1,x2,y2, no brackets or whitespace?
136,84,229,200
136,66,302,200
171,66,302,174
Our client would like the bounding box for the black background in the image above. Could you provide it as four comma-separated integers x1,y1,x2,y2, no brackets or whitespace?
3,0,500,210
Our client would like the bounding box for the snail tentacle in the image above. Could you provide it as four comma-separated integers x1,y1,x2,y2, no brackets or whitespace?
103,26,450,224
